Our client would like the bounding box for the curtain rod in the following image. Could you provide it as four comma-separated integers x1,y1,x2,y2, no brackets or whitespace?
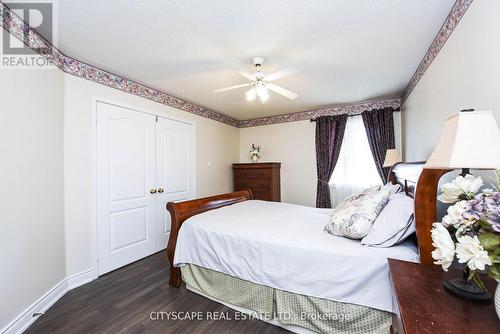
309,108,400,122
310,113,362,122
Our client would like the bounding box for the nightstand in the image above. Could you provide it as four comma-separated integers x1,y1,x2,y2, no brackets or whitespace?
388,258,499,334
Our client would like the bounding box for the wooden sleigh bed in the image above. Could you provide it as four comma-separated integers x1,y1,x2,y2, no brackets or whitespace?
164,162,451,334
166,162,449,288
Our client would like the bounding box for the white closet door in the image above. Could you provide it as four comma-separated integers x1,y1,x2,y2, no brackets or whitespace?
155,117,195,249
96,102,157,275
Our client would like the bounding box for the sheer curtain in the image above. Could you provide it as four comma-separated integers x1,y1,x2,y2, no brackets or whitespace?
329,115,382,207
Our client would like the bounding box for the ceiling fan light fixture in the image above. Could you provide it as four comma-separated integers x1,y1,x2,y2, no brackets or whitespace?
259,88,270,103
215,56,298,104
259,91,269,103
253,81,269,103
255,81,266,94
246,88,257,101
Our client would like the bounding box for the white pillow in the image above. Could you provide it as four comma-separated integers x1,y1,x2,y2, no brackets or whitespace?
361,192,415,247
381,182,402,196
325,188,391,239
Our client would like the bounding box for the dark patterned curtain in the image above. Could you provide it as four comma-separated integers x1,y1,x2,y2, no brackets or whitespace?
362,108,396,183
315,115,348,208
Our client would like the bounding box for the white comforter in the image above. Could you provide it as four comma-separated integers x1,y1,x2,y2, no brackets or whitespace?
174,200,419,313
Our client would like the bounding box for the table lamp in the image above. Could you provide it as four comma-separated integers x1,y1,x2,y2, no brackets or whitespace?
383,149,402,168
424,110,500,174
424,109,500,300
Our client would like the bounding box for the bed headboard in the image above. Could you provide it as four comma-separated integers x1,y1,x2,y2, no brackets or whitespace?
389,162,451,265
389,162,424,198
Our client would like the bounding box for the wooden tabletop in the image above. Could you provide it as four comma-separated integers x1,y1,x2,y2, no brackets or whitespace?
389,259,499,334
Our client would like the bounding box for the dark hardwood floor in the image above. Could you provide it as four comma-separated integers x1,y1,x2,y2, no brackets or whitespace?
25,251,289,334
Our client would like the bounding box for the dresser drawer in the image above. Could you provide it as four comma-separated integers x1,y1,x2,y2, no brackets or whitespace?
234,178,270,189
252,189,272,201
233,169,272,179
234,188,272,201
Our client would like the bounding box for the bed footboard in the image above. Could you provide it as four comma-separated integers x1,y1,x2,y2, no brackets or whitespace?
166,189,253,287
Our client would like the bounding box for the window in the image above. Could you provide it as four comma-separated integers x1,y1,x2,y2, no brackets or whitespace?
329,115,381,207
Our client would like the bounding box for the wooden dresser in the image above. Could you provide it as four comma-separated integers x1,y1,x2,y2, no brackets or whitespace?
233,163,281,202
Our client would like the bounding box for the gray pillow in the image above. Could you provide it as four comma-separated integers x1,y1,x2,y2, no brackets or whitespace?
381,182,402,196
361,192,415,247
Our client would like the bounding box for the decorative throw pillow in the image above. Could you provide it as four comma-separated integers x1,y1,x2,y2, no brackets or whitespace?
325,188,391,239
332,185,381,212
361,192,415,247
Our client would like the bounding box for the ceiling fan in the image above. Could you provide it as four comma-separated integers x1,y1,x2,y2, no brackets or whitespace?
214,56,298,103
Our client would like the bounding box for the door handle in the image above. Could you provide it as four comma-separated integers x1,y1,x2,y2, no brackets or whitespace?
157,188,164,193
150,188,157,194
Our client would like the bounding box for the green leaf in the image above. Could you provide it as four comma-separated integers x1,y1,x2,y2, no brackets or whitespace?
489,248,500,264
477,220,493,232
478,232,500,252
490,256,500,264
487,263,500,280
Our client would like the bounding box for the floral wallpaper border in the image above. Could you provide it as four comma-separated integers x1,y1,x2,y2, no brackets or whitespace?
238,98,400,128
0,2,240,127
400,0,474,104
1,1,471,127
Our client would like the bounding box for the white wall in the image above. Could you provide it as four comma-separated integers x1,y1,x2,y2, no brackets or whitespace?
402,0,500,161
240,121,317,207
63,74,240,276
0,68,66,330
239,114,402,207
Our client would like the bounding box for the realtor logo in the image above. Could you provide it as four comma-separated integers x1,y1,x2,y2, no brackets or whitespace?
1,1,57,69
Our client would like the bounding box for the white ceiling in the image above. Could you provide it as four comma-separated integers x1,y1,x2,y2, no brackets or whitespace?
54,0,454,120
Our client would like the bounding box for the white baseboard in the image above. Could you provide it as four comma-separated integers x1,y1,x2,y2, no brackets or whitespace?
1,269,96,334
66,269,95,290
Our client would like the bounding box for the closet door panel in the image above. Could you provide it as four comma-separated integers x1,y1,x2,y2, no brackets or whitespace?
162,127,188,193
155,117,195,249
96,102,157,275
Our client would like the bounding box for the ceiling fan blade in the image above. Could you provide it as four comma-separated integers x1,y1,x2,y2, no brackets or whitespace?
264,68,299,82
230,66,255,81
214,83,252,93
266,83,298,100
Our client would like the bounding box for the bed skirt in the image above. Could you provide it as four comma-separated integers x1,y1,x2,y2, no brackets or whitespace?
181,264,391,334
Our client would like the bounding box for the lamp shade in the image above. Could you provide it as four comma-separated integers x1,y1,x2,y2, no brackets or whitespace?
424,110,500,169
383,149,402,167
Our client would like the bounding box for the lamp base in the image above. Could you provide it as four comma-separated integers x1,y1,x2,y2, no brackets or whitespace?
460,168,471,177
444,278,491,302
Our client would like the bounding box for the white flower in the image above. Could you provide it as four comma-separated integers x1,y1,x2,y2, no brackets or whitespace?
441,201,468,227
441,215,457,227
441,201,477,232
431,223,455,271
438,175,483,203
455,235,492,271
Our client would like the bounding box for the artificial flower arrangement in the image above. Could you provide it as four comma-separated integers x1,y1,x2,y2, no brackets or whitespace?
431,171,500,293
250,144,261,161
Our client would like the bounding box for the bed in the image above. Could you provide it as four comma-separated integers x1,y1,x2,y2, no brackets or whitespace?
165,163,450,333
